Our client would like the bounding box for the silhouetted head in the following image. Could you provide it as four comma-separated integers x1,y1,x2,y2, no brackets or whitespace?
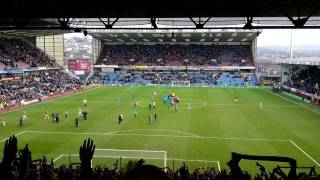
125,164,170,180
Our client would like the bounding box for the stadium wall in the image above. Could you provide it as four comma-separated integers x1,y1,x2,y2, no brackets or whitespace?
92,37,102,64
36,35,64,67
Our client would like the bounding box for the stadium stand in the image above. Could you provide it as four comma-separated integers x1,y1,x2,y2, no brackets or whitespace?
99,71,258,87
0,70,81,110
284,65,320,95
96,44,254,67
94,43,258,87
0,136,319,180
0,37,58,69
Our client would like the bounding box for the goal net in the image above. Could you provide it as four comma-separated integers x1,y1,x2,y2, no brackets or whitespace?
171,81,191,87
54,149,167,168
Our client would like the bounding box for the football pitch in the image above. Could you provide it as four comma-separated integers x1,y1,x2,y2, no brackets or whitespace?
1,86,320,174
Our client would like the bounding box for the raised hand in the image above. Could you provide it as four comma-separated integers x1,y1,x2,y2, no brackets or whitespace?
3,136,18,163
79,138,95,166
79,138,95,179
0,136,18,179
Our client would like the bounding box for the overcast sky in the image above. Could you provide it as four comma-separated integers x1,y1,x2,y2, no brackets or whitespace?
257,29,320,47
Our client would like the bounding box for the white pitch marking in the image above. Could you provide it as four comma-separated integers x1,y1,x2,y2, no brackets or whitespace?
217,161,221,171
9,130,320,169
289,140,320,167
53,154,64,162
63,154,220,170
22,130,290,142
106,129,200,138
95,148,166,153
0,131,26,143
265,90,320,114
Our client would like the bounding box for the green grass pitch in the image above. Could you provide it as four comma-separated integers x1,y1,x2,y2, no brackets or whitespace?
0,86,320,174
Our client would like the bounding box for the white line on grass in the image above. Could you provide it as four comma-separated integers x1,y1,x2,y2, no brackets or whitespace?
53,154,64,163
289,140,320,167
60,154,220,170
200,136,290,142
264,90,320,114
22,130,290,142
217,161,221,171
95,148,166,153
106,129,200,138
207,103,297,108
9,131,320,169
0,131,26,143
26,130,108,135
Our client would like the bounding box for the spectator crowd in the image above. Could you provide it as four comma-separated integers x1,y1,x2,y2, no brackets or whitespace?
0,136,319,180
0,70,81,109
97,44,254,67
100,70,258,87
0,37,58,69
284,65,320,95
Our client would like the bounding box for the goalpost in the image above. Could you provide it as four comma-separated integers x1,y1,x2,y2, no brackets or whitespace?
171,80,191,87
54,149,167,168
93,148,167,168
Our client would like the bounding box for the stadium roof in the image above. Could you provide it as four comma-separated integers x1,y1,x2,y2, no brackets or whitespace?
89,30,259,43
0,0,320,29
1,0,320,18
0,30,70,37
1,17,320,32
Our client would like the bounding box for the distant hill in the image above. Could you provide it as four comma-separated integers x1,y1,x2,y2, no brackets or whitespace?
257,45,320,61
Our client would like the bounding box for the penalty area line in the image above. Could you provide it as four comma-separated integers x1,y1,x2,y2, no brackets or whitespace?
59,154,221,170
53,154,64,163
0,131,26,143
289,140,320,167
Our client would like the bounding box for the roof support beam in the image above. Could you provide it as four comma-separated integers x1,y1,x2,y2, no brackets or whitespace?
189,17,211,29
57,18,70,30
243,16,254,29
273,0,320,28
151,18,158,29
98,18,119,29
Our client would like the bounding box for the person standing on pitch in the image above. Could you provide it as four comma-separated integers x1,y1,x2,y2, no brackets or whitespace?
154,112,157,122
44,111,49,120
22,112,28,121
148,114,153,124
2,115,6,127
152,101,156,109
78,108,82,118
187,103,192,110
19,117,23,127
134,110,138,118
259,102,263,110
75,117,79,127
83,98,88,107
65,111,69,120
55,113,60,124
118,114,124,124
